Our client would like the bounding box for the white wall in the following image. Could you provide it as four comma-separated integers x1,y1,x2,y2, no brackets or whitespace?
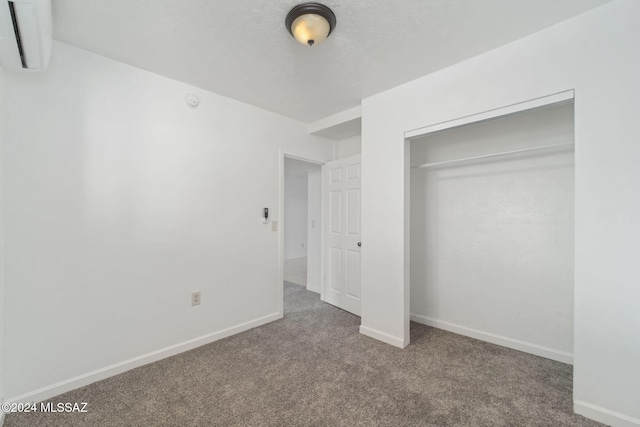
306,170,321,293
410,103,575,363
361,1,640,425
336,135,361,159
3,42,332,402
284,173,308,260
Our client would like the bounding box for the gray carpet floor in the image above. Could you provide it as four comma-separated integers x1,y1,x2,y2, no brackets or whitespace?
6,282,603,427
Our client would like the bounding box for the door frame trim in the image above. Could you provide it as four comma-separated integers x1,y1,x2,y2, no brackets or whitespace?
404,89,575,140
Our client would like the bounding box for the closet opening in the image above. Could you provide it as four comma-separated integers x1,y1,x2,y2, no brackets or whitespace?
408,99,575,364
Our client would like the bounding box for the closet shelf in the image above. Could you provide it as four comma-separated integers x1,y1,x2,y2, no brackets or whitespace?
412,141,574,170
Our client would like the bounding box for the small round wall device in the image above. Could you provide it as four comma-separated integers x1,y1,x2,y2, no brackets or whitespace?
185,94,199,107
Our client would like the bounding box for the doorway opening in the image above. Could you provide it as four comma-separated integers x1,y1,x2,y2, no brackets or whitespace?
283,157,322,293
279,150,362,319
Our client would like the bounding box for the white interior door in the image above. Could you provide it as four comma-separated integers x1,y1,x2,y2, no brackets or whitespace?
323,155,361,316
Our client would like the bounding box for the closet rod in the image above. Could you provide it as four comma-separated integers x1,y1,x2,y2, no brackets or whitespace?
412,141,574,170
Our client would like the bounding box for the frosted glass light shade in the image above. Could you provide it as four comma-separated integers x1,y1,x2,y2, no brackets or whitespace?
285,3,336,47
291,13,330,46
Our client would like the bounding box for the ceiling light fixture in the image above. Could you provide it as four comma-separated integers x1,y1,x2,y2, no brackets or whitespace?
285,3,336,47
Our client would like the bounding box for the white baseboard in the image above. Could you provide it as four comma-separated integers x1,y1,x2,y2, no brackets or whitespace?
410,313,573,364
575,400,640,427
306,284,320,294
7,312,281,404
359,325,407,348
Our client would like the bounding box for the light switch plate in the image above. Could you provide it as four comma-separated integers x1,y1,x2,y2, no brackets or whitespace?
272,220,278,231
191,291,201,306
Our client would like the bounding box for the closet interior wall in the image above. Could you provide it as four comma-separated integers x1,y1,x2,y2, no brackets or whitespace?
410,102,575,363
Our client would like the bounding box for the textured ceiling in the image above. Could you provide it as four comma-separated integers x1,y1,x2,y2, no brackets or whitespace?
52,0,611,123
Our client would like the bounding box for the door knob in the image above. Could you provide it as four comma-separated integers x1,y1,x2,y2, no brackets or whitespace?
357,242,361,247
